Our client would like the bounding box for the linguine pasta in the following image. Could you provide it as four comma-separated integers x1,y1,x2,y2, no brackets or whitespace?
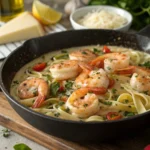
10,46,150,122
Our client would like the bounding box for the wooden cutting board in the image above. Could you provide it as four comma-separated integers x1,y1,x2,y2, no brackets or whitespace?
0,92,150,150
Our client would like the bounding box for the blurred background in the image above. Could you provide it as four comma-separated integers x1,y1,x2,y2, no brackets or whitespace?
1,0,150,30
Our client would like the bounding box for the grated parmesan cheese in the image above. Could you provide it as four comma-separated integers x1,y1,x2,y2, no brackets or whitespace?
78,10,128,29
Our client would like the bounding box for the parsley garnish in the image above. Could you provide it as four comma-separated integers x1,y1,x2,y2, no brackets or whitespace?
32,90,37,96
65,81,73,90
43,74,51,81
107,67,111,70
143,91,149,95
124,99,129,103
58,101,65,106
103,101,112,106
13,143,31,150
112,88,117,94
54,53,69,60
65,107,70,113
139,61,150,69
82,51,88,55
93,48,100,53
50,82,60,96
124,111,135,117
13,80,19,84
2,128,11,138
83,104,88,107
54,112,60,117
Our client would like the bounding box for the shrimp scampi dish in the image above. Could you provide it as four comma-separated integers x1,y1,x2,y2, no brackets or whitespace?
11,46,150,122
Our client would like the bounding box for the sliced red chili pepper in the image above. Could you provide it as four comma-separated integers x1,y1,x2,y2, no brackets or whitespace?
103,46,111,53
59,82,65,92
33,62,46,72
144,145,150,150
108,78,115,89
107,112,122,120
88,87,107,95
59,86,64,92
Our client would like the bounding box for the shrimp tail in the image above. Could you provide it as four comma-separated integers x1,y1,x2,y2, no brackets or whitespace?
32,95,46,108
108,78,115,89
89,55,105,68
87,87,107,95
114,66,136,75
90,59,104,68
79,62,93,72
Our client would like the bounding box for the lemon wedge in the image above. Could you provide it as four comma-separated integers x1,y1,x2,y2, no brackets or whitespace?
32,0,62,25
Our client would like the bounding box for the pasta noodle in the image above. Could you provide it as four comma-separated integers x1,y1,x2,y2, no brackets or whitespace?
10,45,150,122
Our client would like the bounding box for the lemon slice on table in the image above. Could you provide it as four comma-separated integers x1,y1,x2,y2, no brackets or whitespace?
32,0,62,25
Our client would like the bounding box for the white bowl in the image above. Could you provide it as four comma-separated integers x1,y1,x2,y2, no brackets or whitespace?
70,5,133,31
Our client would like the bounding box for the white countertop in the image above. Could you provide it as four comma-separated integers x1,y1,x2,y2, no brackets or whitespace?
0,125,48,150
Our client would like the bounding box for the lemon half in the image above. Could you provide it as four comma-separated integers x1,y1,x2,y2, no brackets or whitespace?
32,0,62,25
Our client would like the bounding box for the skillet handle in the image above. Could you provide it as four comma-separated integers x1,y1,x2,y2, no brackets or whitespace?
137,25,150,38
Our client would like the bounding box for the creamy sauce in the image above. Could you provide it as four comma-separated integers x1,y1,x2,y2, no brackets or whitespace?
10,45,150,121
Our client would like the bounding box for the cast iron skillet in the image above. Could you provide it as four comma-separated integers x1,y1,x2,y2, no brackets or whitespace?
1,26,150,141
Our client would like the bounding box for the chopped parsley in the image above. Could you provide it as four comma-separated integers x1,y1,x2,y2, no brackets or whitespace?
53,53,69,60
124,99,129,103
82,51,88,55
54,112,60,117
65,81,73,90
113,95,119,101
103,101,112,106
58,101,65,106
139,61,150,69
43,74,51,81
2,128,11,138
12,80,19,87
124,111,135,117
32,90,38,96
13,80,19,84
83,103,88,107
107,67,111,70
143,91,149,95
112,88,117,94
50,82,60,96
93,48,103,54
65,107,70,113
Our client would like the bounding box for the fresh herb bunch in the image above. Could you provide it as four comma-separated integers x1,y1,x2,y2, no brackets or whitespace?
88,0,150,30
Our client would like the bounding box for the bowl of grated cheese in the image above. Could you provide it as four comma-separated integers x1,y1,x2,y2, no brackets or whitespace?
70,5,133,31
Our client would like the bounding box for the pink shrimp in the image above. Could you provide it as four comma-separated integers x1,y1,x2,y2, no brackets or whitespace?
18,77,49,108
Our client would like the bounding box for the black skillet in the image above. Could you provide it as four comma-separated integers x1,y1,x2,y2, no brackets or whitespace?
0,25,150,141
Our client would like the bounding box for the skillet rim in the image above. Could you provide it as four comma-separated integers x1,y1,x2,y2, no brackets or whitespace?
1,29,150,125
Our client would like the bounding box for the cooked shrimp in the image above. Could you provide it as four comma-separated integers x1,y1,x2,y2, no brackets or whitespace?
130,67,150,94
18,77,49,108
66,88,99,118
69,49,97,62
114,65,150,94
90,52,130,73
75,68,109,92
50,60,80,80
